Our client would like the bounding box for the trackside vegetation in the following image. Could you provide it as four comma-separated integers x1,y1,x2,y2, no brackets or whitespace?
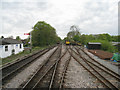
89,40,118,53
64,30,119,53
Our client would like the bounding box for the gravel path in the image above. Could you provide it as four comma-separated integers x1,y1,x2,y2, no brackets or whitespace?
64,57,105,88
4,47,57,88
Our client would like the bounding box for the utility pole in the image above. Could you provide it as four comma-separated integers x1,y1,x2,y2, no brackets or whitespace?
30,32,32,53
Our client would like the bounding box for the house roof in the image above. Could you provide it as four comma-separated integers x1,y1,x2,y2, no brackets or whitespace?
0,38,22,45
88,42,101,45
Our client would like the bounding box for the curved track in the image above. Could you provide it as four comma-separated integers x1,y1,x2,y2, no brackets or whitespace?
68,45,119,90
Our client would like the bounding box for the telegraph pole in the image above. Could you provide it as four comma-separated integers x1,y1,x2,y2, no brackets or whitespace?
30,32,32,52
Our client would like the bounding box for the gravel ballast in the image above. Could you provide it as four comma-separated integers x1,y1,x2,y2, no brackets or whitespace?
64,57,105,88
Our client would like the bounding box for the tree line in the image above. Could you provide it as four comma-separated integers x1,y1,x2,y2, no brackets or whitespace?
64,28,119,53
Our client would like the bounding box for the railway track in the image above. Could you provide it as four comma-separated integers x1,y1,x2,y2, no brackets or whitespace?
3,44,117,89
68,45,119,89
21,44,71,89
0,45,56,87
76,46,120,77
21,45,61,89
58,46,72,88
75,46,120,78
49,46,71,89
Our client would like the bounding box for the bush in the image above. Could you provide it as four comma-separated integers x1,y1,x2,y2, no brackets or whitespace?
89,40,118,53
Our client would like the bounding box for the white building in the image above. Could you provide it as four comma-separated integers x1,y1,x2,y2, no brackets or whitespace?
0,38,24,58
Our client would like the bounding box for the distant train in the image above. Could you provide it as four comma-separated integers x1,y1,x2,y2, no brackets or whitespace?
65,40,81,46
65,41,70,45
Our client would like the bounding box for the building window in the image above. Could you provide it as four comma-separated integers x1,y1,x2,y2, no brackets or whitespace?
5,46,8,51
20,44,22,49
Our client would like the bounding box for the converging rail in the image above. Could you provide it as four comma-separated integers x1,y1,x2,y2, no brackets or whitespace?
49,45,71,89
77,46,120,78
68,45,119,90
21,44,71,89
22,45,61,89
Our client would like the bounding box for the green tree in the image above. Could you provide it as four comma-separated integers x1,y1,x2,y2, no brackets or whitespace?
73,35,80,41
79,34,87,45
67,25,81,39
16,36,21,41
0,36,4,39
32,21,61,46
96,33,112,41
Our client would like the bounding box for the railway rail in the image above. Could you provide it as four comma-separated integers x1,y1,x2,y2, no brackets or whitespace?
21,45,61,89
68,45,119,90
75,46,120,79
58,46,71,88
0,45,56,87
49,46,71,89
21,45,71,89
77,46,120,77
1,44,118,89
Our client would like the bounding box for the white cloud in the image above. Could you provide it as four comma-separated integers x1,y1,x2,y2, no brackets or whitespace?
1,0,119,39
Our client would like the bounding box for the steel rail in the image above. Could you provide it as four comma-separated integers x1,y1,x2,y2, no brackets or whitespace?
49,44,62,89
67,48,110,89
1,48,47,76
32,45,64,89
1,46,55,87
59,46,71,89
74,46,120,81
77,46,120,78
1,45,55,69
33,45,62,89
1,45,56,78
49,45,69,89
49,46,68,89
69,46,118,90
33,45,68,89
22,45,60,89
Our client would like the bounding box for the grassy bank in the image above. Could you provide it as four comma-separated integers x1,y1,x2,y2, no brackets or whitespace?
1,46,48,66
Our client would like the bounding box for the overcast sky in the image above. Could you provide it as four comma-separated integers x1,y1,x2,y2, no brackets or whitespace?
0,0,119,39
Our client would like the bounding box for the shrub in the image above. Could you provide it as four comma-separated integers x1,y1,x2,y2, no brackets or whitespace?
89,40,118,53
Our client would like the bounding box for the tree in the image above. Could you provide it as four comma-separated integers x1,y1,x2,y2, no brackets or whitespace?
79,34,87,45
68,25,81,39
0,36,4,39
16,36,21,41
73,35,80,41
97,33,112,41
32,21,61,46
70,25,80,34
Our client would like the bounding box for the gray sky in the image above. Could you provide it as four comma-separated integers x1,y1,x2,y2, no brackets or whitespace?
0,0,119,39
